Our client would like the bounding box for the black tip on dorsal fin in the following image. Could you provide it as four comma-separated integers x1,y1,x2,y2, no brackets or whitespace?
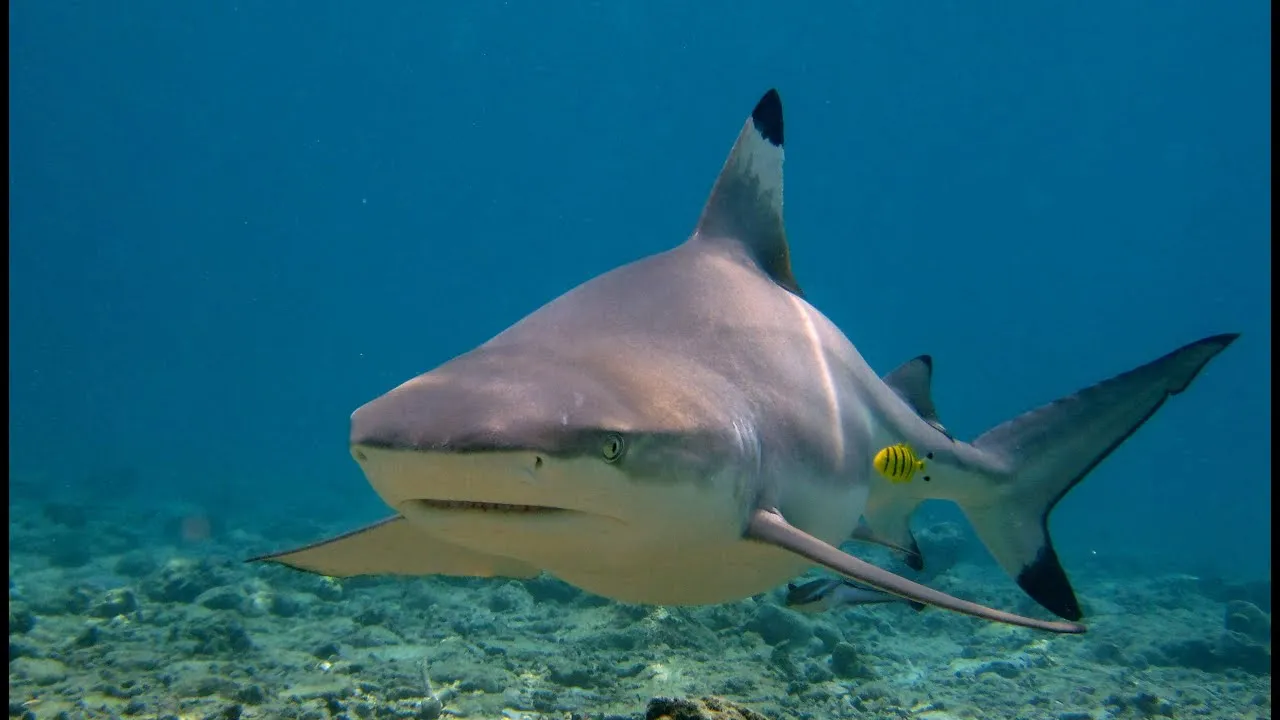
691,89,802,296
751,89,784,146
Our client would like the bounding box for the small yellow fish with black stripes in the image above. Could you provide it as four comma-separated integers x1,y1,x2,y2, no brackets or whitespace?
873,443,933,484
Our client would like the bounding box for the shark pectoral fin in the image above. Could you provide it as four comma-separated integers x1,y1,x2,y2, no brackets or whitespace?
746,508,1085,634
858,496,924,571
247,515,540,580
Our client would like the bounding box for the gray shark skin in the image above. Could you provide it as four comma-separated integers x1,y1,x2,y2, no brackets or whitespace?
252,90,1237,634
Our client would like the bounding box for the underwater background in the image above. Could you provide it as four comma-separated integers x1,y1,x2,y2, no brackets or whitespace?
8,2,1270,719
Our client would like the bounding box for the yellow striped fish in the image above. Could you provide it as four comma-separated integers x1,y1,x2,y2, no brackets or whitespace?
873,443,928,484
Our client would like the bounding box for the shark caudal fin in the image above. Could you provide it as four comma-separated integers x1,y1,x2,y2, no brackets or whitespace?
963,334,1239,620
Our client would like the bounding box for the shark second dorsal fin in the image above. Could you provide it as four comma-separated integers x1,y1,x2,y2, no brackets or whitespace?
691,89,802,296
883,355,950,438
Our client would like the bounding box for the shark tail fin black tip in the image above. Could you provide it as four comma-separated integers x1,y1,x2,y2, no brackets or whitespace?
964,333,1239,621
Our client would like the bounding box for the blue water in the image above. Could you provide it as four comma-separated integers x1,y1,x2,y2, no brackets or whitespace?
9,0,1269,645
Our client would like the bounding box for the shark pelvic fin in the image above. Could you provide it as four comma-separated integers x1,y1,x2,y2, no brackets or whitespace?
856,497,925,572
850,516,923,570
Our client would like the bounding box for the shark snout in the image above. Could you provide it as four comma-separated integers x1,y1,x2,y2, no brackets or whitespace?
348,380,551,511
348,374,503,453
345,360,639,520
348,386,421,452
349,350,635,456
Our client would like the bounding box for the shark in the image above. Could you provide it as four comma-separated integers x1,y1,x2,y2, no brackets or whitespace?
252,89,1237,634
784,576,926,614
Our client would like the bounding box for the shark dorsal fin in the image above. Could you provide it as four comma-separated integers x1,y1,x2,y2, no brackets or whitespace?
883,355,949,437
690,89,802,296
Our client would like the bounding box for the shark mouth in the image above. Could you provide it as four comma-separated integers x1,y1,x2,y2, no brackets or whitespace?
412,499,569,514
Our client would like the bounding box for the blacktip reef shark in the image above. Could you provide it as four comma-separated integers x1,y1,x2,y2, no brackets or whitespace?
786,576,928,614
253,89,1238,634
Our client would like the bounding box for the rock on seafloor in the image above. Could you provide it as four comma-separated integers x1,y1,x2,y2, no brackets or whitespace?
646,695,773,720
6,501,1273,720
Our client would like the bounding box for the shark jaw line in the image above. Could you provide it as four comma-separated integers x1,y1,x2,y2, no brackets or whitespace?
352,444,635,529
408,498,574,514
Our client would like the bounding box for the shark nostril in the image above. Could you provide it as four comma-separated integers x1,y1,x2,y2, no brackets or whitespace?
353,449,368,462
534,456,544,470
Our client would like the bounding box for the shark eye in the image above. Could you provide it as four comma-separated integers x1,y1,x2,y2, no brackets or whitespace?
601,433,626,463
